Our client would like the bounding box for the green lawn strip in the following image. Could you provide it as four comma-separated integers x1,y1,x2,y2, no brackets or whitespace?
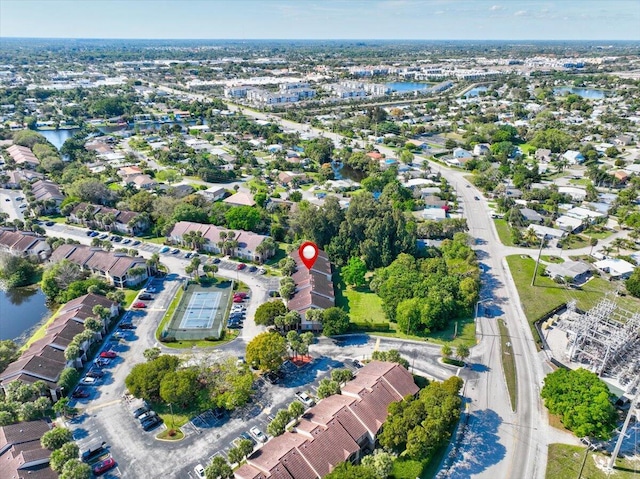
19,303,64,352
581,227,614,240
562,234,589,250
40,214,66,224
505,255,640,345
141,236,167,244
156,428,185,440
498,319,517,411
159,330,239,349
123,287,143,308
541,255,564,264
148,401,193,428
155,288,184,341
493,219,515,247
546,443,639,479
391,458,425,479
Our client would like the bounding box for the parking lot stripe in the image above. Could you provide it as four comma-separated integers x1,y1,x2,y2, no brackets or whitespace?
84,399,121,413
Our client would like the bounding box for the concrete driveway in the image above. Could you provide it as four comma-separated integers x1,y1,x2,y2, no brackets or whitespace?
0,188,25,221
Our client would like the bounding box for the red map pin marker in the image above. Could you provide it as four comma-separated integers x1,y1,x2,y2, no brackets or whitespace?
299,241,319,270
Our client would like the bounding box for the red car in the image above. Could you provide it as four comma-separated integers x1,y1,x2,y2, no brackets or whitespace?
234,292,248,299
233,297,244,303
100,351,117,359
93,457,116,475
236,263,246,270
132,301,147,309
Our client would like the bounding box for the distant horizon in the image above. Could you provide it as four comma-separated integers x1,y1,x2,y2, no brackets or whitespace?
1,1,638,42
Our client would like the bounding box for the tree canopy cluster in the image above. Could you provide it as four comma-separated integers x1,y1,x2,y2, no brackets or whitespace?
0,380,51,426
378,376,463,461
371,234,479,333
541,368,617,439
0,253,40,288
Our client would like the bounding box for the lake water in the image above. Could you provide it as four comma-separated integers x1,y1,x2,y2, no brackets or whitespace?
0,287,53,343
463,86,489,98
553,87,606,99
331,163,366,182
386,82,432,92
36,128,79,150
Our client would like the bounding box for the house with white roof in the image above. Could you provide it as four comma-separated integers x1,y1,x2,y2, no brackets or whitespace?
593,258,635,280
562,150,585,165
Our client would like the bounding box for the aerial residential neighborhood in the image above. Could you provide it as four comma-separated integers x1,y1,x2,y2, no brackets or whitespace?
0,2,639,479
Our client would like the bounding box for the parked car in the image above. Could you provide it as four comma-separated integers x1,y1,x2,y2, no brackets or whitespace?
239,431,257,446
184,252,192,259
86,230,94,236
138,293,153,300
94,358,110,367
171,248,180,254
86,369,105,378
258,268,266,275
144,287,156,293
15,196,24,201
99,233,108,239
132,301,147,309
132,405,150,418
138,410,157,422
234,292,248,299
72,388,90,398
122,238,131,244
45,221,54,226
474,196,480,200
142,416,162,431
113,236,122,242
93,457,116,475
119,322,135,330
100,351,117,359
352,359,364,369
159,246,170,253
295,391,315,407
233,297,244,303
236,263,246,270
248,265,257,272
227,322,242,329
250,426,267,443
81,377,97,386
194,464,206,479
211,258,221,264
81,444,106,462
265,371,283,385
132,240,141,246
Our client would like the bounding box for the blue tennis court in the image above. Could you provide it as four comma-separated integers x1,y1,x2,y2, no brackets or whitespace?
179,291,221,329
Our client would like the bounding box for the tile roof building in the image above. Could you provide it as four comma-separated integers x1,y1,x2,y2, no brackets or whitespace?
168,221,274,262
288,249,334,331
50,244,151,288
30,180,64,212
224,192,256,207
68,202,149,235
234,361,418,479
0,420,56,479
0,294,118,400
0,228,51,260
6,144,39,168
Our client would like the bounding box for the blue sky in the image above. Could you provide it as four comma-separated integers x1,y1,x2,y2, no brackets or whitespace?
1,0,639,40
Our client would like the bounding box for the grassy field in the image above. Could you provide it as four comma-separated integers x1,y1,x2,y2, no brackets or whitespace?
541,255,564,264
493,219,515,247
19,303,64,352
582,226,615,240
506,255,640,342
156,287,184,341
498,319,517,411
546,444,639,479
335,286,386,324
562,234,590,250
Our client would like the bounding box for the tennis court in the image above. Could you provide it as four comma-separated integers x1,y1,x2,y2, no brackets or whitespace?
179,291,221,329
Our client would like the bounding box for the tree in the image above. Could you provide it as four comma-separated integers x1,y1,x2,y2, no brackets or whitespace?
59,458,92,479
228,439,253,464
205,455,233,479
371,350,410,369
456,344,470,362
325,461,378,479
541,368,617,439
278,257,296,276
254,300,287,326
58,367,79,393
159,369,200,407
331,369,353,385
0,340,19,373
626,268,640,298
441,344,452,359
50,442,80,472
279,277,296,300
317,378,341,399
41,427,73,450
83,317,103,332
0,253,38,288
288,400,305,419
360,450,395,478
341,256,367,287
53,397,77,418
143,347,161,362
321,307,350,336
225,206,261,231
125,355,181,401
245,332,287,372
267,408,292,437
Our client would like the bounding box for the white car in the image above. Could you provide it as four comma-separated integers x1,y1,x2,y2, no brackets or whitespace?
81,376,97,385
295,391,315,407
250,426,267,443
194,464,206,479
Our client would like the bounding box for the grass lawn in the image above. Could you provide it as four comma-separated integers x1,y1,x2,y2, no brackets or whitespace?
493,219,515,247
335,286,386,324
142,236,167,245
156,288,184,341
541,255,564,264
546,444,639,479
160,330,239,349
562,234,589,250
19,303,64,352
505,255,640,345
156,428,185,440
123,286,143,308
148,401,193,428
264,243,288,267
582,226,614,240
568,178,591,186
40,214,66,224
498,319,517,411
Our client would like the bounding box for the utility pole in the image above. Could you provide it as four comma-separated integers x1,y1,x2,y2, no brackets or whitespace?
608,383,639,470
531,234,547,286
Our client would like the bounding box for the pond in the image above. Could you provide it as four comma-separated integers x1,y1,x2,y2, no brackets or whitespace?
463,86,489,98
553,87,607,99
331,163,367,182
386,82,432,93
36,128,79,150
0,287,53,343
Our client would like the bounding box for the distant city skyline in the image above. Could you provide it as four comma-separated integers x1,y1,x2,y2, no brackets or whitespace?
1,0,639,41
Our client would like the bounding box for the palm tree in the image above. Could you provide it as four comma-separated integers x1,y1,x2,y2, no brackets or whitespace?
611,238,625,254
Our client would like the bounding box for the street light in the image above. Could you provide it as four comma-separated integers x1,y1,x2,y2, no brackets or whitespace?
474,298,492,321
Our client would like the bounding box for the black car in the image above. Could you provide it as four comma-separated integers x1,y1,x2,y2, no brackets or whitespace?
141,416,162,431
81,443,107,462
132,405,150,418
86,369,105,378
228,313,244,320
45,221,54,226
211,258,221,264
239,432,256,446
265,371,283,384
72,388,90,398
119,322,136,330
138,293,154,300
227,322,242,329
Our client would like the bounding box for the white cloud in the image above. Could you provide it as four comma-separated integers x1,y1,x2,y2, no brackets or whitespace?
514,10,527,16
490,5,503,11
